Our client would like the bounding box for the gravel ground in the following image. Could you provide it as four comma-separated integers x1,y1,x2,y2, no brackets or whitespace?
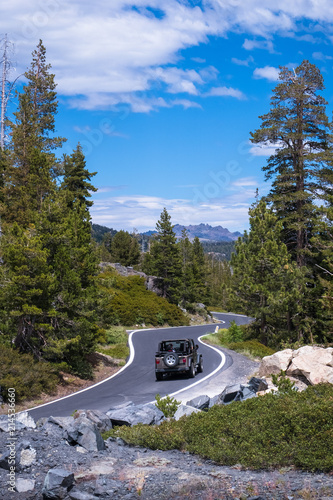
1,427,333,500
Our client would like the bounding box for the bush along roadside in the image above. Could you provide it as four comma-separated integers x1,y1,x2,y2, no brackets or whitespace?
105,383,333,472
202,321,275,359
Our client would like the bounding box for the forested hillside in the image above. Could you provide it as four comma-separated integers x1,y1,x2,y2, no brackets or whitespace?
0,44,332,404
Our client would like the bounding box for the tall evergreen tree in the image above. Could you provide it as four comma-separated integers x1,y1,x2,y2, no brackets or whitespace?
3,40,65,226
178,229,195,305
230,200,306,345
205,255,232,309
37,189,99,376
250,60,333,267
191,236,207,302
149,208,182,304
0,223,56,356
110,230,141,267
61,143,97,209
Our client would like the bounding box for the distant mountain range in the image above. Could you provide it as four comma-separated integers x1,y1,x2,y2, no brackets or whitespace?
92,223,242,243
144,223,242,242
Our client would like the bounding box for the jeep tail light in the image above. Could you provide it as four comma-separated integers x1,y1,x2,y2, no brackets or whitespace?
182,357,186,364
156,359,160,364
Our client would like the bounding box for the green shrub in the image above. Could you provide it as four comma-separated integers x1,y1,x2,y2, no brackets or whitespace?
227,340,275,358
202,330,274,359
107,384,333,472
0,345,59,403
98,270,189,327
155,393,180,418
271,370,297,395
226,320,244,342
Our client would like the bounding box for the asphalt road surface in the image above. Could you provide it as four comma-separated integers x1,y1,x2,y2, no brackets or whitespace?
27,313,252,420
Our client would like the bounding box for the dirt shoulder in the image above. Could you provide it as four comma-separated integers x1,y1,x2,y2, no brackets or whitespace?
0,353,123,416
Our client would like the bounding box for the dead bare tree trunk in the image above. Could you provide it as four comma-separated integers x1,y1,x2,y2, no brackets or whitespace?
0,35,21,151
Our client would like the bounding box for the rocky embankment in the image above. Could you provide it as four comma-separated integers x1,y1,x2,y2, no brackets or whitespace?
0,347,333,499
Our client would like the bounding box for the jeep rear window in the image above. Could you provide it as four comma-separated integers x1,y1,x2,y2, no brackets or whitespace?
161,341,187,352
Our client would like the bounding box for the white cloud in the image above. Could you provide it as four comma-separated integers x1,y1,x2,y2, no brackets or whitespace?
149,67,204,95
171,99,202,109
253,65,280,81
231,56,254,66
2,0,333,112
312,51,333,61
232,177,258,187
206,86,246,100
242,39,275,53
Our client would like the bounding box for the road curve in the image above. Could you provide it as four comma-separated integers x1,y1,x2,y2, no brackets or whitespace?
27,313,252,420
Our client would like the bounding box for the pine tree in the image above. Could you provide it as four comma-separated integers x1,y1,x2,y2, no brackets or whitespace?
230,199,306,345
3,40,65,226
61,143,97,209
205,255,232,310
250,60,333,267
37,190,99,376
191,236,207,302
110,230,141,267
178,229,195,305
0,223,56,356
311,199,333,341
149,208,182,304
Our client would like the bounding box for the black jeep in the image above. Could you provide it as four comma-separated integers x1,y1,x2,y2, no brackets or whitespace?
155,338,203,381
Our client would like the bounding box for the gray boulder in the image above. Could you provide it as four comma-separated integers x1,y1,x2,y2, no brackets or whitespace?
42,468,75,499
186,394,210,411
248,377,268,393
0,414,28,432
144,403,165,424
67,417,105,452
73,409,112,433
0,449,12,470
240,385,257,401
217,383,243,404
42,416,75,439
173,404,201,420
106,403,164,427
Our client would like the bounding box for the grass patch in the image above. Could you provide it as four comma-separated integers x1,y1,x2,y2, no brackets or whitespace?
97,325,130,360
202,322,275,359
105,326,129,345
97,343,129,360
103,384,333,472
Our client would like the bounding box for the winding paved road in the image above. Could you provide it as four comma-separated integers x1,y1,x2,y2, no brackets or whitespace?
27,313,255,420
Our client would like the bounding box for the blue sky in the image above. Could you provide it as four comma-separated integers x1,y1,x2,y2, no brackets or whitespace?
1,1,333,232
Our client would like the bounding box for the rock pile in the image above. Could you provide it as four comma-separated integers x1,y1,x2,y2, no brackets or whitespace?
259,345,333,389
0,378,270,498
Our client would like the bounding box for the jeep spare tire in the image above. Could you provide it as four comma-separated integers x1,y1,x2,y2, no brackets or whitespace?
164,353,179,367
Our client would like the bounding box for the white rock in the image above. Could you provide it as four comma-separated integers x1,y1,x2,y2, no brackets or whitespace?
20,447,37,467
15,478,35,492
293,346,333,366
286,354,333,385
76,445,88,454
16,411,36,429
258,349,293,377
